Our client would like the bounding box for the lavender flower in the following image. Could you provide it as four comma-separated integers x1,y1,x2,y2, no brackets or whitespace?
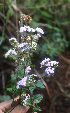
24,25,30,29
23,95,30,106
40,58,59,76
17,42,28,49
40,58,50,68
19,27,26,32
25,66,31,75
45,67,55,75
16,76,27,89
36,27,44,34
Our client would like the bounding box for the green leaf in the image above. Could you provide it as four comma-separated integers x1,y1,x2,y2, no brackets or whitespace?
67,0,70,3
2,46,9,50
36,80,45,88
20,96,25,100
29,86,35,92
0,36,5,45
32,94,43,103
41,10,52,18
6,6,13,24
7,88,12,92
11,74,16,81
0,95,10,101
33,104,42,111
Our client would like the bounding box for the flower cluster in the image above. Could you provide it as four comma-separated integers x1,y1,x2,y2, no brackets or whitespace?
36,27,44,34
40,58,50,68
5,38,29,58
5,49,17,58
20,14,32,23
25,66,31,75
23,94,30,106
40,58,59,76
5,25,44,58
45,67,55,75
28,74,37,83
16,76,27,89
19,25,44,34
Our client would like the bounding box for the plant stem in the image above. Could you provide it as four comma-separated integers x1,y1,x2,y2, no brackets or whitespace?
34,68,56,113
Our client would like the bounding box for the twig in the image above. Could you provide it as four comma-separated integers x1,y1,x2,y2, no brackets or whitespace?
34,68,56,113
11,3,22,14
17,3,63,10
14,0,19,42
6,26,13,37
55,80,69,98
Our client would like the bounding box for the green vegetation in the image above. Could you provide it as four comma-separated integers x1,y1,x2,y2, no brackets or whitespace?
0,0,70,58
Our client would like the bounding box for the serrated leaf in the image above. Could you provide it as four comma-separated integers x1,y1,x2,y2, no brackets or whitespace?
7,88,12,92
11,74,16,80
33,104,42,111
36,80,45,88
29,86,35,92
32,94,43,103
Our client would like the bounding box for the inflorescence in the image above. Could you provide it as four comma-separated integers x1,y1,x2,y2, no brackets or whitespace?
40,58,59,76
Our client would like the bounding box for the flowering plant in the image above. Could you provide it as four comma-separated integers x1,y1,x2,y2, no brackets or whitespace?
5,14,58,113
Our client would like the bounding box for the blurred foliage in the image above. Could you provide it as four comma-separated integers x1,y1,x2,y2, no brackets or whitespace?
0,95,10,101
0,0,70,58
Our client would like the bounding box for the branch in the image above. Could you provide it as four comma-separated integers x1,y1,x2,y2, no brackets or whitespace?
55,80,69,98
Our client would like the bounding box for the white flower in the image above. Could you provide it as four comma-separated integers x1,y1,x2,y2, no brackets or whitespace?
37,33,41,37
12,49,17,55
27,28,31,32
46,61,59,66
31,74,37,77
24,25,35,32
24,25,30,29
33,35,39,40
30,28,35,32
27,36,31,41
29,41,37,50
21,58,24,61
36,27,44,34
5,49,17,58
25,66,31,74
19,27,26,32
9,37,17,42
